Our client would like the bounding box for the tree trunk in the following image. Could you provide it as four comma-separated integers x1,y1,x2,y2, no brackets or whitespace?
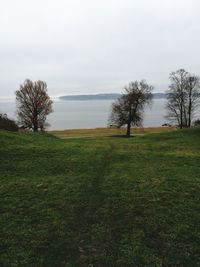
188,80,192,128
33,120,38,132
180,91,183,129
126,122,131,137
33,112,38,132
126,103,132,137
33,125,38,132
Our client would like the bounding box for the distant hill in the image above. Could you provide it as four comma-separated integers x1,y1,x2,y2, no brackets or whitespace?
60,93,166,101
60,93,120,101
153,93,166,99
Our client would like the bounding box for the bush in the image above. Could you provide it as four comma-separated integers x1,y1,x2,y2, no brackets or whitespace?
193,119,200,126
0,113,18,131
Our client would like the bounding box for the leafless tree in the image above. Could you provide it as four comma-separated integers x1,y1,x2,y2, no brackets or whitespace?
16,79,53,132
109,80,153,137
166,69,200,128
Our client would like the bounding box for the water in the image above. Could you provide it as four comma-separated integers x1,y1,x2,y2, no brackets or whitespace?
0,99,167,130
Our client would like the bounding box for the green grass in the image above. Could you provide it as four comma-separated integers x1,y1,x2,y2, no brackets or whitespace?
0,128,200,266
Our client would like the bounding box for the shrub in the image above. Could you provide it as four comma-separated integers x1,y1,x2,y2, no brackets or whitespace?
0,113,18,131
193,119,200,126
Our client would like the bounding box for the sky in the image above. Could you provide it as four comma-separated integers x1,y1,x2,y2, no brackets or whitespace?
1,0,200,98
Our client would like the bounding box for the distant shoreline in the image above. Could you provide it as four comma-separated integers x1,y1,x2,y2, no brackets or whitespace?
0,93,166,102
60,93,166,101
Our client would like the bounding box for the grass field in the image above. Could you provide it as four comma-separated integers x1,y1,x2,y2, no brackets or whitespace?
0,128,200,266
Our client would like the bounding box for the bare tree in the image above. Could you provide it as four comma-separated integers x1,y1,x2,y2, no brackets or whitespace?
109,80,153,137
166,69,200,128
16,79,53,132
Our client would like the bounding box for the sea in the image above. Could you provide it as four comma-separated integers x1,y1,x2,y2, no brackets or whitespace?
0,98,168,130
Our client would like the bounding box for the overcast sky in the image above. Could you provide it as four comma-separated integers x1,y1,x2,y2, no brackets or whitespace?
1,0,200,98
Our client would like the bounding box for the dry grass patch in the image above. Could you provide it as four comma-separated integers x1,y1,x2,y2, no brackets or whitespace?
50,126,177,138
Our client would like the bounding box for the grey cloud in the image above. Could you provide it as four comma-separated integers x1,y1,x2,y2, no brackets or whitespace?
1,0,200,97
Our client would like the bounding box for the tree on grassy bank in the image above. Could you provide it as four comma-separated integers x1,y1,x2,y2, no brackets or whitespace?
166,69,200,128
16,79,53,132
109,80,153,137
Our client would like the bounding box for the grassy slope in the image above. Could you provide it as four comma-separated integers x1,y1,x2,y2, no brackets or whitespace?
0,129,200,267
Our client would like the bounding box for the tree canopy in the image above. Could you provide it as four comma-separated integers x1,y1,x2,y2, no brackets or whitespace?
109,80,153,136
16,79,53,132
166,69,200,128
